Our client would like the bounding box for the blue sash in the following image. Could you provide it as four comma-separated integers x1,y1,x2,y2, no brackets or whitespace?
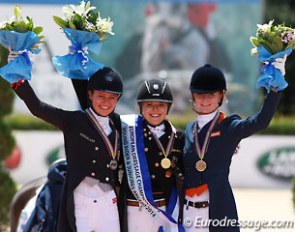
121,114,184,232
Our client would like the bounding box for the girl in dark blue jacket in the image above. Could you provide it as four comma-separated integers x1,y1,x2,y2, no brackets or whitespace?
182,59,286,232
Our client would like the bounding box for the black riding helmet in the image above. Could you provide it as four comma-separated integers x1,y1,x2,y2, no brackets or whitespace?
137,79,173,103
190,64,227,107
190,64,226,94
88,66,123,95
137,78,173,113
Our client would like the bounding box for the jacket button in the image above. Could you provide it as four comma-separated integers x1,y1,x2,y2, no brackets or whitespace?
91,172,95,177
144,148,149,152
105,177,110,181
92,160,96,164
95,147,99,151
151,174,155,179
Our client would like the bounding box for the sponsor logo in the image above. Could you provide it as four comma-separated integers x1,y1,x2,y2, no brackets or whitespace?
257,147,295,180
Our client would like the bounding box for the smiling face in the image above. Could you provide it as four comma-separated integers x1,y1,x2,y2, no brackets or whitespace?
88,90,119,116
192,91,224,115
141,101,169,126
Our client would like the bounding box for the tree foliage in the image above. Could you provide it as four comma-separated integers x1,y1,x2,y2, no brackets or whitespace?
0,43,17,226
265,0,295,115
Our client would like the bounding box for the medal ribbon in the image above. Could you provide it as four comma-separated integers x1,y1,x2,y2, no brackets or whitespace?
194,111,220,161
150,122,175,159
85,108,118,160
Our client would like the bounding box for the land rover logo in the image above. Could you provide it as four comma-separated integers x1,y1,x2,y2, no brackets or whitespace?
257,147,295,180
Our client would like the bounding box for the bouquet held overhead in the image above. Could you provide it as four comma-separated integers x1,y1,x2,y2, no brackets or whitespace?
0,6,44,83
250,20,295,91
52,0,114,79
0,1,114,84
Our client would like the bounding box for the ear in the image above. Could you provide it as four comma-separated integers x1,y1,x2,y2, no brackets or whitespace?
88,90,93,101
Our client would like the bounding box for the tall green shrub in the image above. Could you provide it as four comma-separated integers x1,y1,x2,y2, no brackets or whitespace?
264,0,295,115
0,44,17,228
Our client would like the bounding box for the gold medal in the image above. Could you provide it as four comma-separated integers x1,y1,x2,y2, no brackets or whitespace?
195,160,207,172
161,158,171,169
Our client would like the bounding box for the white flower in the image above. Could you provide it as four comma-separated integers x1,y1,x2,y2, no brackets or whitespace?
257,20,274,33
97,17,114,35
53,1,114,39
63,0,95,20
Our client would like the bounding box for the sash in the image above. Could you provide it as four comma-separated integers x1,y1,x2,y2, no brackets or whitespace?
121,114,184,232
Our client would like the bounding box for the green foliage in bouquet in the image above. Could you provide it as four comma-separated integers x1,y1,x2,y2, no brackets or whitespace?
0,6,44,50
250,20,295,55
53,0,114,41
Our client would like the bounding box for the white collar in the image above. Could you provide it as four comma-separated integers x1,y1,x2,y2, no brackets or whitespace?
148,123,165,138
197,110,218,131
89,108,111,135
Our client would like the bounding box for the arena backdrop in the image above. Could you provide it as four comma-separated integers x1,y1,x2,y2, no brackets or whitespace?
0,0,262,116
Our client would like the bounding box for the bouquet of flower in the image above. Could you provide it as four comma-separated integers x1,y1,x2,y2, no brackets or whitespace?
0,6,44,83
52,0,114,80
250,20,295,91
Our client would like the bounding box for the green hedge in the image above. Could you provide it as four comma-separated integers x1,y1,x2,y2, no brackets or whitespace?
258,116,295,135
5,113,295,135
5,114,57,131
170,115,295,135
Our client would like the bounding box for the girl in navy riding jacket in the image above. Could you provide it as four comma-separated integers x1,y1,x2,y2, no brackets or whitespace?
182,59,286,232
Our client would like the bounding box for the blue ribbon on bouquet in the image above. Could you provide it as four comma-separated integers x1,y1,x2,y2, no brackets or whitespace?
52,28,104,80
256,45,292,92
0,30,40,83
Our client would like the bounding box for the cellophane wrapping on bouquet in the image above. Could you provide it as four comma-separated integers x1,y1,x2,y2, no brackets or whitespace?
0,6,43,83
52,28,103,80
52,0,114,80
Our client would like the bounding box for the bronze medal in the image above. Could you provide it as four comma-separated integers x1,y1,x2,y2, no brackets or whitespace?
195,160,207,172
109,159,118,170
194,112,220,173
161,158,171,169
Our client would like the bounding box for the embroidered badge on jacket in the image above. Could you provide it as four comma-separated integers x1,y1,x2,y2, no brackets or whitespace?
80,133,96,143
210,131,221,137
